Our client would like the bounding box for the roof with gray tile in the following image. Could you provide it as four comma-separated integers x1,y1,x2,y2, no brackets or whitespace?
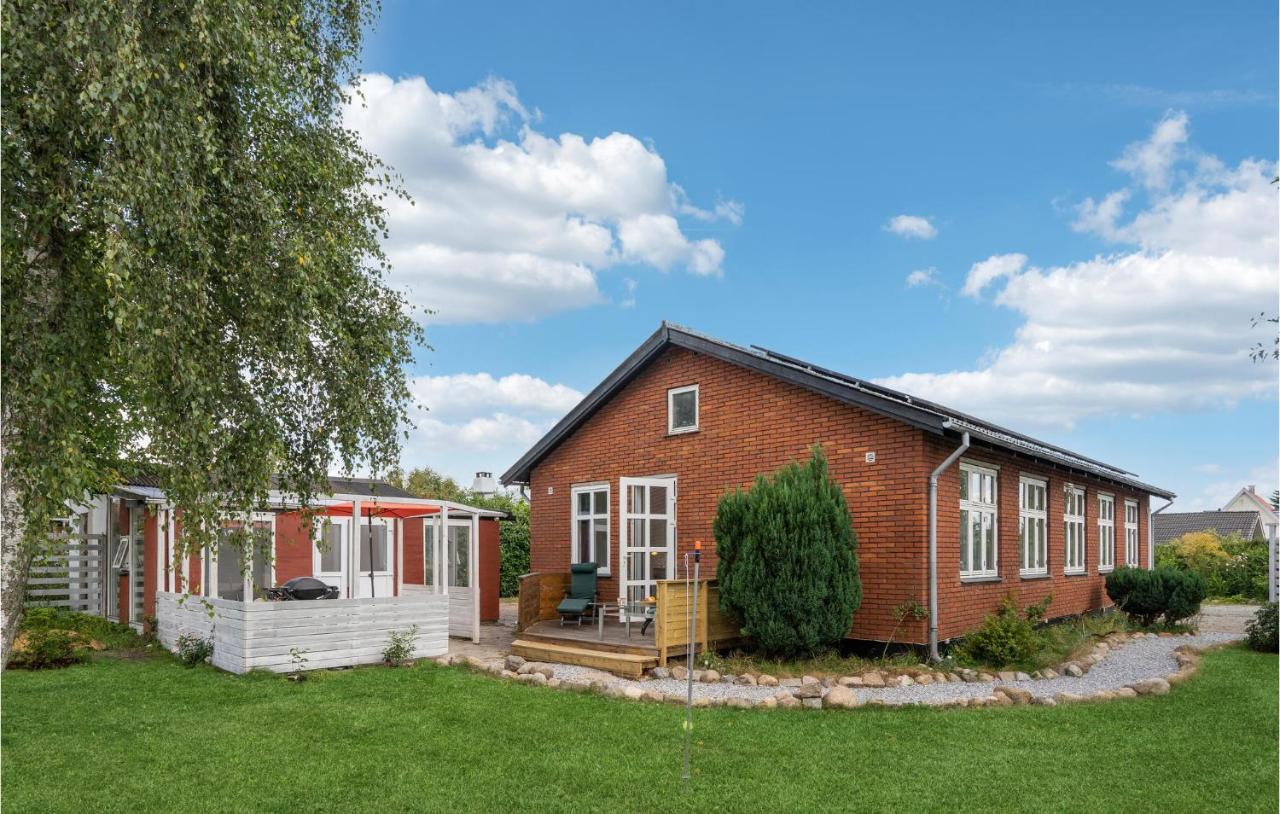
1153,511,1263,546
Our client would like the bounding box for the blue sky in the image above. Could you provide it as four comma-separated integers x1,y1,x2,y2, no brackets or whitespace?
353,2,1278,508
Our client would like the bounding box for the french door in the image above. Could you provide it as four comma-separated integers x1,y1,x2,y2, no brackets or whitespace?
618,477,676,621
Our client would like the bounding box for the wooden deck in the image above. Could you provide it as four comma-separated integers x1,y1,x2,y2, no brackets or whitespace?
510,618,659,678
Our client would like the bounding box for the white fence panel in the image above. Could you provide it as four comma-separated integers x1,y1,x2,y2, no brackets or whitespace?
448,586,475,639
156,591,447,675
26,533,106,611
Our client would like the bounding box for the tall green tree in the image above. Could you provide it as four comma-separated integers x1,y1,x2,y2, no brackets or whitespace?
1,0,418,663
714,446,861,658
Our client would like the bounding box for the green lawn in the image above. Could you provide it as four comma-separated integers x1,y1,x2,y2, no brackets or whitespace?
3,647,1276,813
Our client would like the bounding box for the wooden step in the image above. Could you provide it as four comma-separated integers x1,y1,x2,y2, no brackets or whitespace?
510,639,657,679
518,630,656,657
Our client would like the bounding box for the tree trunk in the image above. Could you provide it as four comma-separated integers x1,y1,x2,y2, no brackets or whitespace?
1,467,33,667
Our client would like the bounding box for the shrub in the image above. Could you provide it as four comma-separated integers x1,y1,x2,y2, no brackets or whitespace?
1106,566,1207,627
1245,602,1278,653
1157,531,1229,572
175,633,213,667
955,594,1052,668
715,446,861,659
20,607,136,649
8,629,86,669
383,624,419,666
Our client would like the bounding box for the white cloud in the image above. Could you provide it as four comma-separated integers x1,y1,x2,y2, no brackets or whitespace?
961,253,1027,298
345,73,738,324
879,112,1279,428
885,214,938,240
620,278,638,309
399,372,584,483
905,267,940,288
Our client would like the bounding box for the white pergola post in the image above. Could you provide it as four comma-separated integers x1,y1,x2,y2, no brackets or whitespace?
470,511,480,644
349,498,362,599
395,518,404,597
438,505,447,595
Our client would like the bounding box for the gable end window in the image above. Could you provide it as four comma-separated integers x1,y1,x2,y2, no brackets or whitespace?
1019,476,1048,576
1098,494,1115,572
1124,500,1140,567
960,462,998,579
667,385,699,434
571,484,610,574
1064,485,1086,574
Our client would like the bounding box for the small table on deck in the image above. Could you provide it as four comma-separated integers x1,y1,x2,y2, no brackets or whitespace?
592,599,656,640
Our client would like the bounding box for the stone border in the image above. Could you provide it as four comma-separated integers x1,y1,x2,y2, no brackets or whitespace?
434,631,1229,711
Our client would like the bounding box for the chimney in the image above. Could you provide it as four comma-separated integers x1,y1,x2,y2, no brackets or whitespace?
1248,485,1257,494
471,471,496,497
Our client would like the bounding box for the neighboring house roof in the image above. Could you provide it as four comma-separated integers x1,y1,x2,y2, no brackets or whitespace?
500,322,1175,498
114,472,417,501
1152,511,1263,546
1223,486,1279,526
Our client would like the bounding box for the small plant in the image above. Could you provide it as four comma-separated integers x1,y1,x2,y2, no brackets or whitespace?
1245,602,1278,653
7,629,86,669
175,633,213,667
883,599,928,659
383,624,419,666
955,593,1052,668
287,647,310,681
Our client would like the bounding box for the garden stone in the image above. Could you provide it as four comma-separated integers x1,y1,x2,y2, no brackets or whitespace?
997,670,1017,682
1032,696,1057,707
780,677,802,688
933,672,948,683
623,686,643,700
997,686,1033,704
1063,663,1084,677
720,674,736,684
532,665,555,680
526,672,548,686
1040,668,1058,679
802,698,823,709
823,685,861,709
672,666,689,680
547,678,561,689
991,691,1014,706
1114,687,1138,699
947,672,963,683
978,672,995,682
914,673,934,685
760,695,778,709
692,670,705,682
820,677,834,688
861,672,886,687
1030,671,1042,679
838,676,863,687
802,674,819,685
700,669,721,683
664,693,685,704
727,696,754,709
777,694,801,709
1014,672,1031,681
1055,692,1084,704
1131,678,1170,696
758,674,779,687
1092,690,1116,701
650,667,671,679
794,681,823,699
737,674,758,686
504,654,526,671
501,669,519,679
896,675,915,687
641,690,664,703
693,696,711,708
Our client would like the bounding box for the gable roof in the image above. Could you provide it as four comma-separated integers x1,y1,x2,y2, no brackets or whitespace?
1153,510,1263,546
500,322,1174,498
1224,486,1279,525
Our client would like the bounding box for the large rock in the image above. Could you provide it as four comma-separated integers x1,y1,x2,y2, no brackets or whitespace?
700,670,721,683
1032,696,1057,707
914,673,934,685
997,670,1018,682
1040,668,1059,679
895,675,915,687
623,686,644,700
736,674,757,686
1062,663,1084,678
504,654,526,671
794,681,823,699
672,666,689,680
650,666,671,679
757,674,779,687
801,674,819,685
777,694,801,709
823,685,861,709
641,690,664,703
802,698,823,709
759,695,778,709
1131,678,1170,696
861,672,886,688
1114,687,1138,699
779,677,803,688
996,686,1033,704
838,676,864,687
727,696,754,709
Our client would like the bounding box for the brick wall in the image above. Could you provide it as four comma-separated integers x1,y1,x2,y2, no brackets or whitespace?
528,345,1157,645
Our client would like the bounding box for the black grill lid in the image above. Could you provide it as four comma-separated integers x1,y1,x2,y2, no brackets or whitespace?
281,576,336,600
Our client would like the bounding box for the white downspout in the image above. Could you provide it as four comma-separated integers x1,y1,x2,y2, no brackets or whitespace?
929,427,970,662
1150,497,1174,571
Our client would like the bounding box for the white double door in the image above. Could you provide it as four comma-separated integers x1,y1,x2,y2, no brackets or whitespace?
618,476,676,620
314,518,394,598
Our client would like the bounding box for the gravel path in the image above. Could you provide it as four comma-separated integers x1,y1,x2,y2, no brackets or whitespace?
535,632,1242,706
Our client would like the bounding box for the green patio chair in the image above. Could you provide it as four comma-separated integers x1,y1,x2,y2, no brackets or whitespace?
558,562,598,626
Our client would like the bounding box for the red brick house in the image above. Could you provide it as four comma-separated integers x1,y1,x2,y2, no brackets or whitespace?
501,323,1173,656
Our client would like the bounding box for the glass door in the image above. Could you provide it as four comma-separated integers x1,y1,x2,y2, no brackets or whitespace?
619,477,675,621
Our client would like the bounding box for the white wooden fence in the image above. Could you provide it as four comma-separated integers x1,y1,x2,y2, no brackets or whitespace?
156,591,448,674
25,533,107,612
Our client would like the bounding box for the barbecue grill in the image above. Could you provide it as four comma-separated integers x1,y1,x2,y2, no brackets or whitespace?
263,576,339,601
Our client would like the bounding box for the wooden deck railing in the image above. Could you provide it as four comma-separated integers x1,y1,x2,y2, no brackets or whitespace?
516,572,570,632
653,579,744,666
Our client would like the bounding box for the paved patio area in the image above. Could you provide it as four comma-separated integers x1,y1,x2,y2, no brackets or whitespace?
1196,603,1263,634
448,598,518,662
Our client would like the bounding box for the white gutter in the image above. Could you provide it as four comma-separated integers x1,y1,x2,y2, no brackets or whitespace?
1149,496,1175,570
929,424,969,662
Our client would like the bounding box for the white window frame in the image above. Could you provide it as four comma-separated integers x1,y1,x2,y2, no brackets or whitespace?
1018,476,1048,577
1124,499,1140,568
570,483,611,575
1097,494,1115,573
667,384,700,435
1064,485,1086,575
959,462,999,579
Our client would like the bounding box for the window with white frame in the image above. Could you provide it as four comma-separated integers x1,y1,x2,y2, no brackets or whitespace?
1019,476,1048,576
1064,485,1086,574
447,524,470,587
960,463,998,578
667,384,699,434
571,484,610,573
1124,500,1140,567
1098,494,1115,572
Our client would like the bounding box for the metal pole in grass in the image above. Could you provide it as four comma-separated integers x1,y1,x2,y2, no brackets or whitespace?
683,541,701,787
